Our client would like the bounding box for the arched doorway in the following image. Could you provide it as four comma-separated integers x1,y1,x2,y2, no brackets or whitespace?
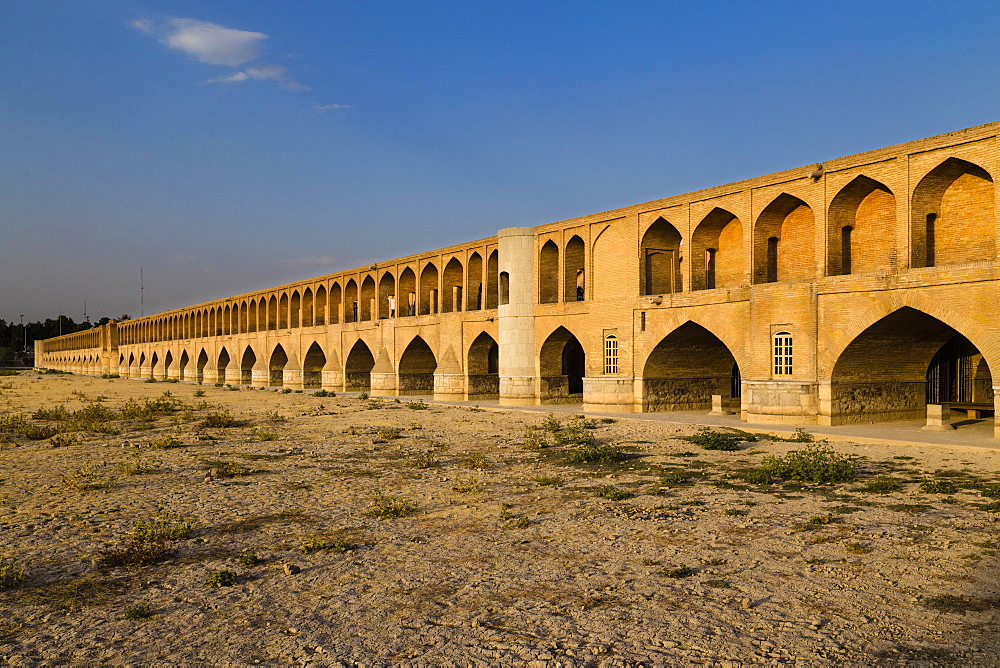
217,348,230,385
269,345,288,387
302,342,326,389
539,326,585,403
240,347,256,385
828,307,993,424
642,322,740,412
399,336,437,394
345,340,375,391
467,332,499,399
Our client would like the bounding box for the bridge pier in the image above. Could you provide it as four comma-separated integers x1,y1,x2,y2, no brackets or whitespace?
582,377,637,413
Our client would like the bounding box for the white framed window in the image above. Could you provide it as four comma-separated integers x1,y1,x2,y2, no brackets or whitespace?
773,331,793,375
604,334,619,374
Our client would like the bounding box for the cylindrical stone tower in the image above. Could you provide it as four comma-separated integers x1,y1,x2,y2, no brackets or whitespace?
498,227,536,405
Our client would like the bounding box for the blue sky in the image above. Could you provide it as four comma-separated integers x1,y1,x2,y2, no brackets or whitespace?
3,1,999,322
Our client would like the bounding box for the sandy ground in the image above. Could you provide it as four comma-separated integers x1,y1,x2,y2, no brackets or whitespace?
1,371,998,666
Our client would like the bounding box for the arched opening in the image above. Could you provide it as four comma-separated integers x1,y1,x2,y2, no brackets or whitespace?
344,280,359,323
539,326,585,402
150,352,159,379
302,342,326,389
164,351,173,378
399,336,437,394
217,347,230,385
302,289,314,327
829,307,994,424
247,301,257,333
442,257,464,312
641,217,683,295
419,263,439,315
399,268,417,317
279,293,289,329
196,350,208,383
539,240,559,303
269,344,288,387
754,194,815,284
467,332,499,399
178,350,189,381
345,340,375,391
267,296,278,330
564,236,585,302
486,250,499,309
315,285,327,325
467,252,483,311
329,283,341,324
223,305,231,335
360,276,376,321
378,272,396,319
911,158,994,268
691,208,744,290
642,322,740,412
828,175,895,275
240,346,257,385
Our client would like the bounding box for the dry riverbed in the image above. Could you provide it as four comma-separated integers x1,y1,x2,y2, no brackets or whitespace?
1,370,999,666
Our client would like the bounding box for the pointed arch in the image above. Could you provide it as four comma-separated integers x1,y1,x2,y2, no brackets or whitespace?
754,194,815,283
419,263,439,315
344,279,359,323
442,257,464,312
399,335,437,394
329,282,342,324
911,157,994,268
564,235,586,302
315,285,327,325
640,218,682,295
290,290,301,328
467,331,499,399
360,275,376,321
266,344,288,386
302,342,326,389
240,346,257,385
467,252,484,311
217,347,231,384
279,293,289,329
399,267,417,317
267,295,278,330
642,321,740,412
486,250,499,309
829,306,993,424
178,350,189,381
345,339,375,391
301,289,314,327
828,175,895,275
539,240,559,303
539,326,585,402
378,272,396,319
196,349,208,383
691,208,744,290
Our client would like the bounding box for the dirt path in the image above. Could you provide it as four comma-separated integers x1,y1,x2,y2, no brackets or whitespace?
1,371,998,665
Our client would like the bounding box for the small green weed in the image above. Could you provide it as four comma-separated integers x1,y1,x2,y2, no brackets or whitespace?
452,476,482,494
0,555,27,590
761,443,861,483
661,565,695,578
594,486,634,501
463,452,491,469
122,603,153,620
116,451,162,475
369,490,417,518
724,508,748,517
920,479,958,494
922,595,992,614
564,442,630,465
406,450,438,469
63,459,118,491
407,400,428,410
377,427,402,440
193,389,205,397
200,409,245,428
205,570,237,587
532,475,564,486
237,551,260,566
858,477,902,493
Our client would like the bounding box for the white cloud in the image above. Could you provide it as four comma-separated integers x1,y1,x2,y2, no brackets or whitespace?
162,18,266,67
207,71,251,84
315,103,351,112
135,17,310,91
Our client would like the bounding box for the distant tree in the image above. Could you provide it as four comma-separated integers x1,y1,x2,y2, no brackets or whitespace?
117,314,132,321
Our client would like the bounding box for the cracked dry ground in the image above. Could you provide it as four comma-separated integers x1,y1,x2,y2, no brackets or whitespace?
1,371,999,666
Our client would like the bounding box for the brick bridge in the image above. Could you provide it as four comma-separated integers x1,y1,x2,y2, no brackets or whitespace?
37,123,1000,437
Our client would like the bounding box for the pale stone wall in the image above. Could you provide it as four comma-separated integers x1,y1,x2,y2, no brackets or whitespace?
37,122,1000,437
